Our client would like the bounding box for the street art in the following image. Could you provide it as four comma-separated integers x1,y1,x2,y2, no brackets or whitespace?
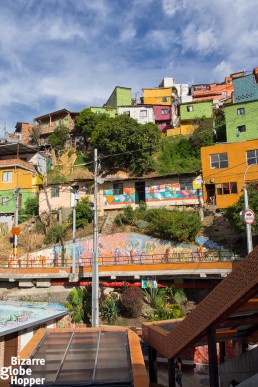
18,233,200,268
103,178,202,205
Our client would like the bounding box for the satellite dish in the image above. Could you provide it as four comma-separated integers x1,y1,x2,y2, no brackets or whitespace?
97,177,105,184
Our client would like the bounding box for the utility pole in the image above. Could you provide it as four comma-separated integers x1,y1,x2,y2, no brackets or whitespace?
92,149,99,327
13,188,20,261
72,201,77,274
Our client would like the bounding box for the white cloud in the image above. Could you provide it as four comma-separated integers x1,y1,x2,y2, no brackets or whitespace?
212,61,234,82
161,0,186,17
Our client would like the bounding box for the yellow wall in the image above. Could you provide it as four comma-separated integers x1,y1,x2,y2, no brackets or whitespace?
201,139,258,208
166,121,198,137
143,87,172,105
0,168,41,192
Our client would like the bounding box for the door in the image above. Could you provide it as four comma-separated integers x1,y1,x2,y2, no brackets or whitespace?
135,182,145,204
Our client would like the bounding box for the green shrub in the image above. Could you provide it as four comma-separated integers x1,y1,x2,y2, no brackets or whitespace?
70,197,93,228
65,287,91,323
44,223,67,244
114,205,135,226
147,208,202,242
101,296,119,323
19,196,39,223
120,286,143,318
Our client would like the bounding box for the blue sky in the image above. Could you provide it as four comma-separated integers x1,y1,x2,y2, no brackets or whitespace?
0,0,257,135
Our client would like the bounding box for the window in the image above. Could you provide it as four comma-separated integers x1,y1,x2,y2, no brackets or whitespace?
216,182,237,195
113,183,123,195
247,149,258,165
161,109,169,115
55,119,61,126
179,176,192,190
187,105,193,112
237,108,245,115
2,171,13,182
2,197,9,206
210,153,228,169
162,97,169,102
237,125,246,133
124,111,130,116
63,118,69,124
140,110,147,118
51,187,60,198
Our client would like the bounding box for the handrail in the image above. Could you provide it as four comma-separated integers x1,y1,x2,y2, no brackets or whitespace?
1,251,239,270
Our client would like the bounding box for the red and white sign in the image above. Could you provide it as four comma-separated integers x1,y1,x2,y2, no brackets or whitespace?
242,209,255,225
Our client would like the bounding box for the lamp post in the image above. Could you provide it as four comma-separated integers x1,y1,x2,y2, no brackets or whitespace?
243,164,257,254
72,188,79,274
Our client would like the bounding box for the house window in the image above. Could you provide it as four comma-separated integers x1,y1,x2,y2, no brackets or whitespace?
237,108,245,115
187,105,193,112
51,187,60,198
113,183,123,195
124,111,130,116
216,182,237,195
140,110,147,118
2,171,13,182
247,149,258,165
2,197,9,206
162,97,169,102
237,125,246,133
179,176,193,190
161,109,169,115
63,118,69,125
55,119,61,126
210,153,228,169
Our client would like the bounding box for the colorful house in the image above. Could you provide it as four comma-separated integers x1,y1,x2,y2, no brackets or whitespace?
0,144,46,232
117,105,155,125
153,105,172,132
225,99,258,143
201,139,258,208
142,87,173,105
191,71,244,103
233,68,258,103
33,108,79,145
104,86,132,109
179,100,213,135
101,172,202,211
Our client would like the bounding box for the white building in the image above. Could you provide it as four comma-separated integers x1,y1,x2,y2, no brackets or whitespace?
117,105,155,125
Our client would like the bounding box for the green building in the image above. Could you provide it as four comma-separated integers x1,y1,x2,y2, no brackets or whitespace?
180,100,213,120
104,86,132,109
225,99,258,142
90,107,117,118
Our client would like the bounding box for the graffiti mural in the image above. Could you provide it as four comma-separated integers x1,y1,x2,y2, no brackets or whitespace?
19,233,200,268
103,177,202,205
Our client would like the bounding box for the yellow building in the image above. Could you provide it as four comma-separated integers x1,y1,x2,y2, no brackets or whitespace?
142,87,173,105
201,139,258,208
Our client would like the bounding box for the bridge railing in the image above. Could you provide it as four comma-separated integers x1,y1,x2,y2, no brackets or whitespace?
2,250,239,270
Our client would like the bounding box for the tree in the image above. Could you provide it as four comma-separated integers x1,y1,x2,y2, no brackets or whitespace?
19,195,39,223
30,126,42,146
225,183,258,235
91,115,161,175
71,197,93,228
213,108,226,142
48,125,70,151
75,108,108,145
44,223,67,264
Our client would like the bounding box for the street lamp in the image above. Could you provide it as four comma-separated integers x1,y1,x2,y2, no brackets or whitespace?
243,164,257,253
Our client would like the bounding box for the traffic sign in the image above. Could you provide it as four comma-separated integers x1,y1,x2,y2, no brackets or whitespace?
242,209,255,225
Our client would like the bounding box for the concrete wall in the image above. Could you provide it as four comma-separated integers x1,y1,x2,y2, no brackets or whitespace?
180,101,213,120
219,347,258,386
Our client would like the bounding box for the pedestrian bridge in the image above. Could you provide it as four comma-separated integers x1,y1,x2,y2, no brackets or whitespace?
0,252,239,288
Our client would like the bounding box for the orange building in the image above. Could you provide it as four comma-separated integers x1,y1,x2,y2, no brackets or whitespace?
201,139,258,208
192,71,245,103
142,87,173,105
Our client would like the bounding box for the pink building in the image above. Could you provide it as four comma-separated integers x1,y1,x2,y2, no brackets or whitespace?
153,105,173,132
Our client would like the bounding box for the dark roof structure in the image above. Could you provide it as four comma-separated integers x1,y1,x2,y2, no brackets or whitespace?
143,246,258,386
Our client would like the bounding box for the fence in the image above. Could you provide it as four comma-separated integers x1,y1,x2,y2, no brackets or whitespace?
3,250,239,270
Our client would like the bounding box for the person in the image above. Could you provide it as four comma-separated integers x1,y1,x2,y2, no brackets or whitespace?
175,358,183,387
114,248,120,264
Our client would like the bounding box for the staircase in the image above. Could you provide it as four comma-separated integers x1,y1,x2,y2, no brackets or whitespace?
100,212,119,235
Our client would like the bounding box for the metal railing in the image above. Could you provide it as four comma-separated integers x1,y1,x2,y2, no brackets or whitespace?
1,251,239,270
